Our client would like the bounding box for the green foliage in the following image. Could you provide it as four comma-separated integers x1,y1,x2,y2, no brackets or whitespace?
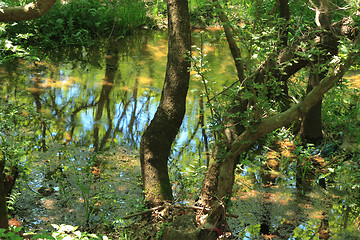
0,227,24,240
0,23,38,64
0,225,109,240
155,222,171,239
50,224,107,240
0,96,39,169
18,144,143,229
292,219,320,240
144,0,167,19
245,223,261,238
170,163,207,201
4,0,150,48
190,1,217,26
330,154,360,208
322,80,360,147
7,192,21,212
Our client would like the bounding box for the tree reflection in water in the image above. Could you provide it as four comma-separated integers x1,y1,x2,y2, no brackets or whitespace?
0,30,359,238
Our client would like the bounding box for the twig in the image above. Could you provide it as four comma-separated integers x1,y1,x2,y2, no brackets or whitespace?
121,205,239,219
122,206,164,219
207,76,248,103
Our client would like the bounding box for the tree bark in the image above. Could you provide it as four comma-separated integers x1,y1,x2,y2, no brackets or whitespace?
200,33,358,209
212,0,245,82
0,0,57,22
301,0,334,144
140,0,191,207
0,152,8,229
199,4,354,209
301,71,325,143
279,0,290,46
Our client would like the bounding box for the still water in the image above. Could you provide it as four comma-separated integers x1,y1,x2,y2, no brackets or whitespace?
1,29,235,163
1,30,360,239
1,29,236,231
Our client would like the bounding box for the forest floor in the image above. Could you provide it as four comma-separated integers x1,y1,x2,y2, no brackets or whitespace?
10,145,143,237
9,137,359,239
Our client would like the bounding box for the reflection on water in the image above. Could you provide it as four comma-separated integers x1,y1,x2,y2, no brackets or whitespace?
1,29,237,230
0,30,235,160
1,30,360,238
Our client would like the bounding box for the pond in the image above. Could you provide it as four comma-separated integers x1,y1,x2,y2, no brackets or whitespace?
1,29,360,239
1,28,235,230
1,29,235,162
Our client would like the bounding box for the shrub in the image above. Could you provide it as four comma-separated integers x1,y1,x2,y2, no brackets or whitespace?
5,0,151,48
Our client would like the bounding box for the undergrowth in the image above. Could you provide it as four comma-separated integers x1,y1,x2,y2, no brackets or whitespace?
4,0,151,48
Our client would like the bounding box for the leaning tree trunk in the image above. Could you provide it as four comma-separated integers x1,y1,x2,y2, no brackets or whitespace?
199,0,294,210
140,0,191,207
199,32,358,230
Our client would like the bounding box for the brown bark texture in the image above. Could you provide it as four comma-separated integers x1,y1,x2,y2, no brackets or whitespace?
140,0,191,207
0,0,57,22
212,0,245,82
200,27,359,209
0,153,8,229
301,0,334,144
279,0,290,46
199,2,250,209
301,71,325,143
199,0,359,210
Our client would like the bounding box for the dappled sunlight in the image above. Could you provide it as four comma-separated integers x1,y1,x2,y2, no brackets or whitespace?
228,133,360,238
63,131,72,142
100,79,114,86
203,44,215,53
26,87,44,94
278,139,296,158
1,27,360,239
120,86,132,92
146,40,167,59
39,216,58,223
41,198,56,210
137,76,154,85
39,78,75,89
12,146,142,230
8,218,22,227
344,74,360,88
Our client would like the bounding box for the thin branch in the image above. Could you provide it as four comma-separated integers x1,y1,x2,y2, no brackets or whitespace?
208,76,248,103
122,206,164,220
121,205,239,220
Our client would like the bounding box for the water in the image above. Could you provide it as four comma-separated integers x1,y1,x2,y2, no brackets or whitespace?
1,30,234,158
2,29,360,238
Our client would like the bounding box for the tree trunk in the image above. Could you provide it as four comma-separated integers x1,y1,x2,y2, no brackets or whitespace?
199,37,356,217
140,0,191,207
0,153,8,229
212,0,245,82
279,0,290,46
199,0,354,211
301,0,335,144
301,71,325,143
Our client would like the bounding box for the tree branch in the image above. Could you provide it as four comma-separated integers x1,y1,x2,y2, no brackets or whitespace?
0,0,57,22
230,36,359,158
